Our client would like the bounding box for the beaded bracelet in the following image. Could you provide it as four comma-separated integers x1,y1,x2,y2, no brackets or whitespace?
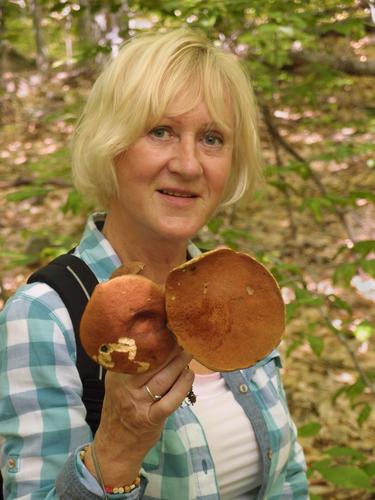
80,444,141,497
104,476,141,494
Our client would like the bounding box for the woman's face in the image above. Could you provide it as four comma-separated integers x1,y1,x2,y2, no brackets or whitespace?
110,94,233,244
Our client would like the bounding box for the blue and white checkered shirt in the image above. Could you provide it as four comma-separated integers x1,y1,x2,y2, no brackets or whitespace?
0,213,308,499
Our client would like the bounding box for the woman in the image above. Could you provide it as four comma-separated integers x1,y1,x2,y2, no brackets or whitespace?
0,29,308,499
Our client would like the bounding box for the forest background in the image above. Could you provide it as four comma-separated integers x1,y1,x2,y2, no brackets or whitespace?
0,0,374,498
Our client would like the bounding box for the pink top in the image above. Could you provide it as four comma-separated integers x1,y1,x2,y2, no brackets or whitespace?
191,372,262,499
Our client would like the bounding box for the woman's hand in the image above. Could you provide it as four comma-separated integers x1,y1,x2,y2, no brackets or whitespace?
85,345,194,487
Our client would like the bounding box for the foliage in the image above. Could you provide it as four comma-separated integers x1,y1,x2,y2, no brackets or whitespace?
1,0,375,497
309,447,375,493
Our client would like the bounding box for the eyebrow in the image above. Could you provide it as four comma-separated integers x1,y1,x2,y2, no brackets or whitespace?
164,116,221,129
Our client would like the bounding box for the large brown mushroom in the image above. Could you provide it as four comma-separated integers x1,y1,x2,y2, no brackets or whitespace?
80,248,285,374
80,274,176,374
165,248,285,371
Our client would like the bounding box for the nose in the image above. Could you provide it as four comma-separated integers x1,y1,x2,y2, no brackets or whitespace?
169,136,202,178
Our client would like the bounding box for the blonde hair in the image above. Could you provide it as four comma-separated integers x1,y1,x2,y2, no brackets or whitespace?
72,29,262,209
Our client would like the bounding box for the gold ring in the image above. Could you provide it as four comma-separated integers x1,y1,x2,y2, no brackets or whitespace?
145,384,162,402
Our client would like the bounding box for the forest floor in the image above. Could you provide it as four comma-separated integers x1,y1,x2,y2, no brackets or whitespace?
0,62,374,499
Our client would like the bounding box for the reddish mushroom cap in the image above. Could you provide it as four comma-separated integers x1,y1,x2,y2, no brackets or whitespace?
80,274,176,374
165,248,285,371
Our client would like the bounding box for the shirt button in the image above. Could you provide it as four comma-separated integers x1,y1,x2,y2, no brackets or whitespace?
8,458,17,470
239,383,248,393
267,448,273,460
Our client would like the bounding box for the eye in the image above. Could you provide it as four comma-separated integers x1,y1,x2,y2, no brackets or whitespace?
149,126,173,140
202,131,224,147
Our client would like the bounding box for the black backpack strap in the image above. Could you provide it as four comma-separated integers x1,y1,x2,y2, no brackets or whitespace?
27,252,99,379
27,252,105,434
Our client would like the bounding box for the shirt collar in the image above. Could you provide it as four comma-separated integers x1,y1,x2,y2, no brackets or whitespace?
75,212,121,282
75,212,202,283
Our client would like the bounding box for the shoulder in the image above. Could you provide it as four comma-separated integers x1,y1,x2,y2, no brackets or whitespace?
256,349,282,368
241,349,282,381
0,282,74,353
1,282,71,326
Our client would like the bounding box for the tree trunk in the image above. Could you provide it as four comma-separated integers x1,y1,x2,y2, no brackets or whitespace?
290,48,375,77
115,1,130,42
78,0,96,46
65,14,73,67
29,0,48,71
0,0,6,81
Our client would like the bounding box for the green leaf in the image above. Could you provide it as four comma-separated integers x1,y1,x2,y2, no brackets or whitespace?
326,192,353,207
207,217,223,234
349,190,375,204
268,180,293,194
332,385,348,404
327,294,352,313
333,262,357,287
311,458,332,473
347,378,365,402
363,462,375,478
319,466,372,489
352,240,375,258
6,186,50,202
200,15,217,28
307,334,324,357
353,320,374,343
300,197,333,222
298,422,321,438
361,259,375,278
325,446,364,461
285,301,299,322
357,403,372,427
0,251,38,266
196,240,217,251
319,18,365,37
222,227,252,242
62,190,84,215
285,338,302,357
220,228,252,248
283,161,312,180
294,288,324,307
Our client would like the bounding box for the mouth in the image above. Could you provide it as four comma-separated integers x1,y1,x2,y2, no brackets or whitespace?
157,189,198,199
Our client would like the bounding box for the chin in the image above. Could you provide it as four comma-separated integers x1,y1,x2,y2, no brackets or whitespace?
157,219,204,242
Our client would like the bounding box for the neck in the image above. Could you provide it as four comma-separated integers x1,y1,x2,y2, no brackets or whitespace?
103,211,188,286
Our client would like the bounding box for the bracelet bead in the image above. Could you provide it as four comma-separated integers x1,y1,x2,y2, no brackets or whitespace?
80,445,141,496
104,476,141,494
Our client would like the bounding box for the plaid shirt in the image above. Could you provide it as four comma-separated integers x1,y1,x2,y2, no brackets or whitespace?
0,213,308,499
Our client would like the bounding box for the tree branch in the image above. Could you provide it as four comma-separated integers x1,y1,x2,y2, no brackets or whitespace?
336,330,375,399
260,102,358,243
320,308,375,400
290,48,375,77
261,104,298,239
0,177,71,189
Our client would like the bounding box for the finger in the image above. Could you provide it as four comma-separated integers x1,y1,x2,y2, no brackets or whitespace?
130,343,186,389
104,348,192,403
143,350,193,398
149,367,195,424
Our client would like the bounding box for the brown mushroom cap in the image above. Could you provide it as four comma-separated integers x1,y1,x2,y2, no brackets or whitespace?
165,248,285,371
80,274,176,374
